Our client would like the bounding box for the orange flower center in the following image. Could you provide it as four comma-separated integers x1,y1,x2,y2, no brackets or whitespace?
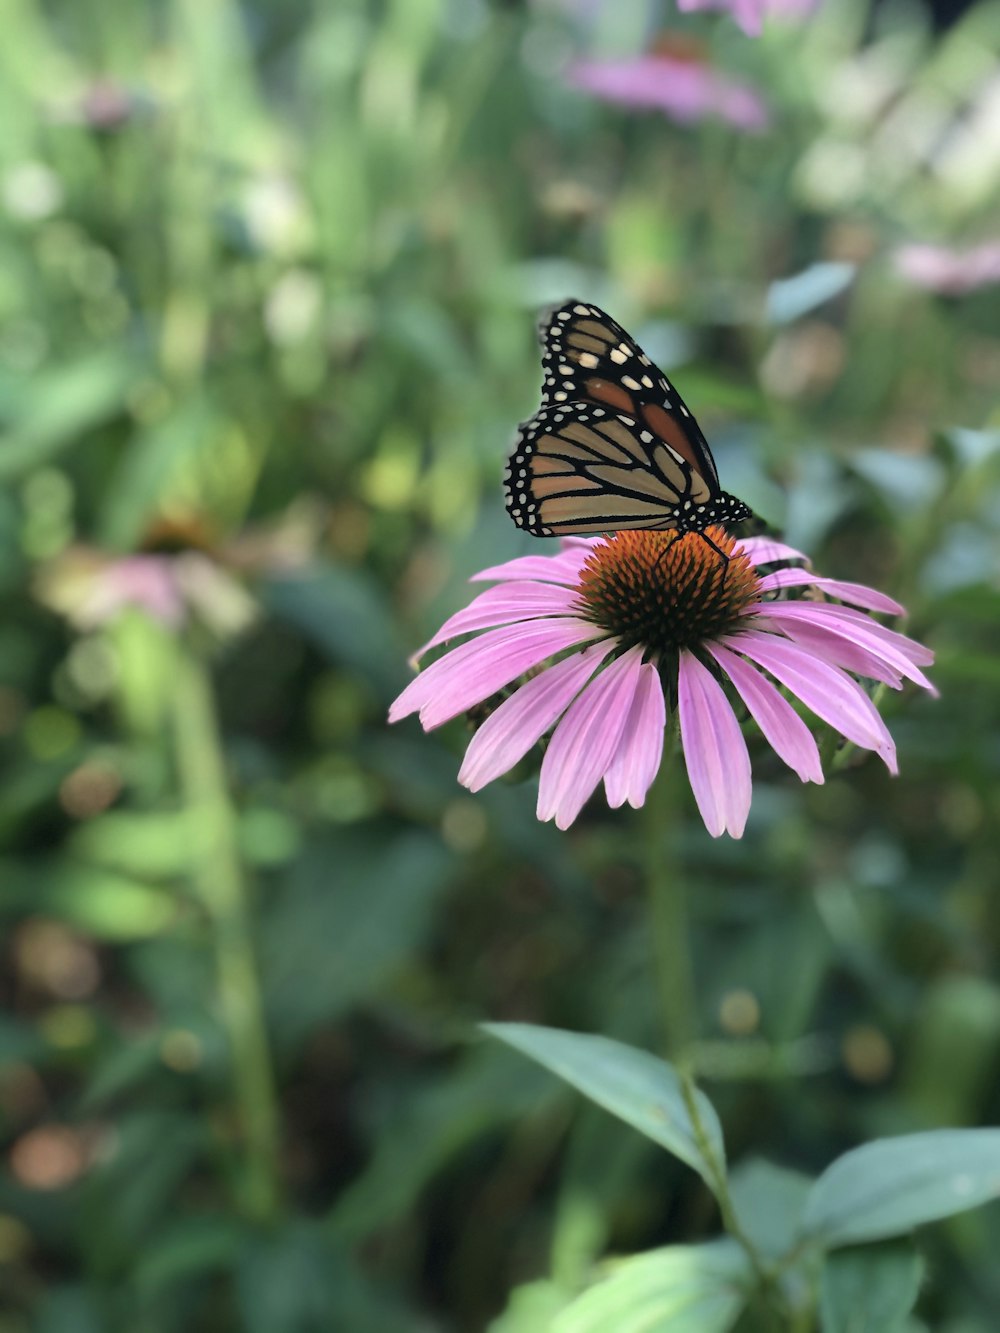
575,528,762,655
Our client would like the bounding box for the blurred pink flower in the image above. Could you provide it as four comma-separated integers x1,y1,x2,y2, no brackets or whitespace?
894,241,1000,295
567,54,768,131
37,547,257,636
390,530,934,838
678,0,819,36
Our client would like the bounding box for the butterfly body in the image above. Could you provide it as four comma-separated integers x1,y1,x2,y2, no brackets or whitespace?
504,300,753,541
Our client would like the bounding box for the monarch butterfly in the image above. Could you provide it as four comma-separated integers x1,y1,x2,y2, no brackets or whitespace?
504,300,754,560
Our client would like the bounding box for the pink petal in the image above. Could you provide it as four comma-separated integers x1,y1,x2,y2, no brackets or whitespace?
755,615,906,690
755,568,905,615
723,629,897,773
471,550,589,586
738,537,809,568
754,604,936,692
389,619,603,728
805,604,935,667
677,651,752,838
677,0,765,35
707,642,823,783
458,641,614,792
604,662,667,809
411,581,583,664
537,646,645,830
567,56,769,132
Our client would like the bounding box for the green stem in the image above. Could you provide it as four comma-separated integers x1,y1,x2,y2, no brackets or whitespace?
172,650,282,1223
642,735,696,1060
642,738,798,1325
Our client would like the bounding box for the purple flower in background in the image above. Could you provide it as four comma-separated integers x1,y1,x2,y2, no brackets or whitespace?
894,241,1000,295
390,531,934,838
567,53,769,131
678,0,820,36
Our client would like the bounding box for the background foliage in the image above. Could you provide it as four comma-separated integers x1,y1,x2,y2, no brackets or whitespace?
1,0,999,1328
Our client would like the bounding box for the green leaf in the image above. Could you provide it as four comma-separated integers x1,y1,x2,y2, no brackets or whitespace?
262,829,456,1046
553,1241,750,1333
236,1222,427,1333
802,1130,1000,1247
489,1280,571,1333
820,1240,923,1333
331,1044,552,1242
766,262,855,324
729,1158,812,1260
0,347,142,480
483,1024,725,1191
262,563,405,697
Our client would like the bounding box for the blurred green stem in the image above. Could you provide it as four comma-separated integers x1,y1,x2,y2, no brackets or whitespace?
172,650,282,1223
643,735,695,1060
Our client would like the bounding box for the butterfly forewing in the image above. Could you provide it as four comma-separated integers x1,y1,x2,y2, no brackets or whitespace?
505,300,729,537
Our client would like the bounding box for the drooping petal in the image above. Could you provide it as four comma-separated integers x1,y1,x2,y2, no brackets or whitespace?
755,568,905,615
752,616,906,691
802,603,935,666
458,641,614,792
471,550,590,586
537,646,645,830
411,581,583,664
707,642,823,783
754,603,937,693
739,536,809,568
677,651,752,838
604,662,667,809
723,629,897,773
389,618,603,727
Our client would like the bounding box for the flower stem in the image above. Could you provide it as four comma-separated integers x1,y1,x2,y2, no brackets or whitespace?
642,738,696,1060
172,649,283,1223
642,735,796,1325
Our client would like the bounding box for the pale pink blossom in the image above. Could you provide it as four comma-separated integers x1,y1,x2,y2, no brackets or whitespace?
894,241,1000,296
567,54,769,131
677,0,820,36
390,531,934,838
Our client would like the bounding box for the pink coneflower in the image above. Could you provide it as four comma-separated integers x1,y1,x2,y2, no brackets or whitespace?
567,53,769,132
677,0,820,37
390,530,934,838
894,241,1000,296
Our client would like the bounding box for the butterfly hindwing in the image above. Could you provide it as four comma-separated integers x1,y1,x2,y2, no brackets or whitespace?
506,401,701,537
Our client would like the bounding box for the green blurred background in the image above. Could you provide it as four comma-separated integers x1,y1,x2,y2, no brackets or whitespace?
1,0,999,1328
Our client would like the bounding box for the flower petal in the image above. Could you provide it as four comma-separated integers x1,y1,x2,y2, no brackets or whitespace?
537,646,645,830
755,568,905,615
738,536,809,568
411,581,582,664
754,603,937,693
677,651,752,838
470,550,589,586
803,603,935,666
707,642,823,783
604,662,667,809
458,640,615,792
389,619,603,727
724,629,897,773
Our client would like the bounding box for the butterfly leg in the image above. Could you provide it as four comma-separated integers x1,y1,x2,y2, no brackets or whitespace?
652,529,683,574
696,530,732,585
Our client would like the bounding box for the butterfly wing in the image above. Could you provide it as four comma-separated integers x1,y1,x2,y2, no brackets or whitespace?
505,299,723,537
